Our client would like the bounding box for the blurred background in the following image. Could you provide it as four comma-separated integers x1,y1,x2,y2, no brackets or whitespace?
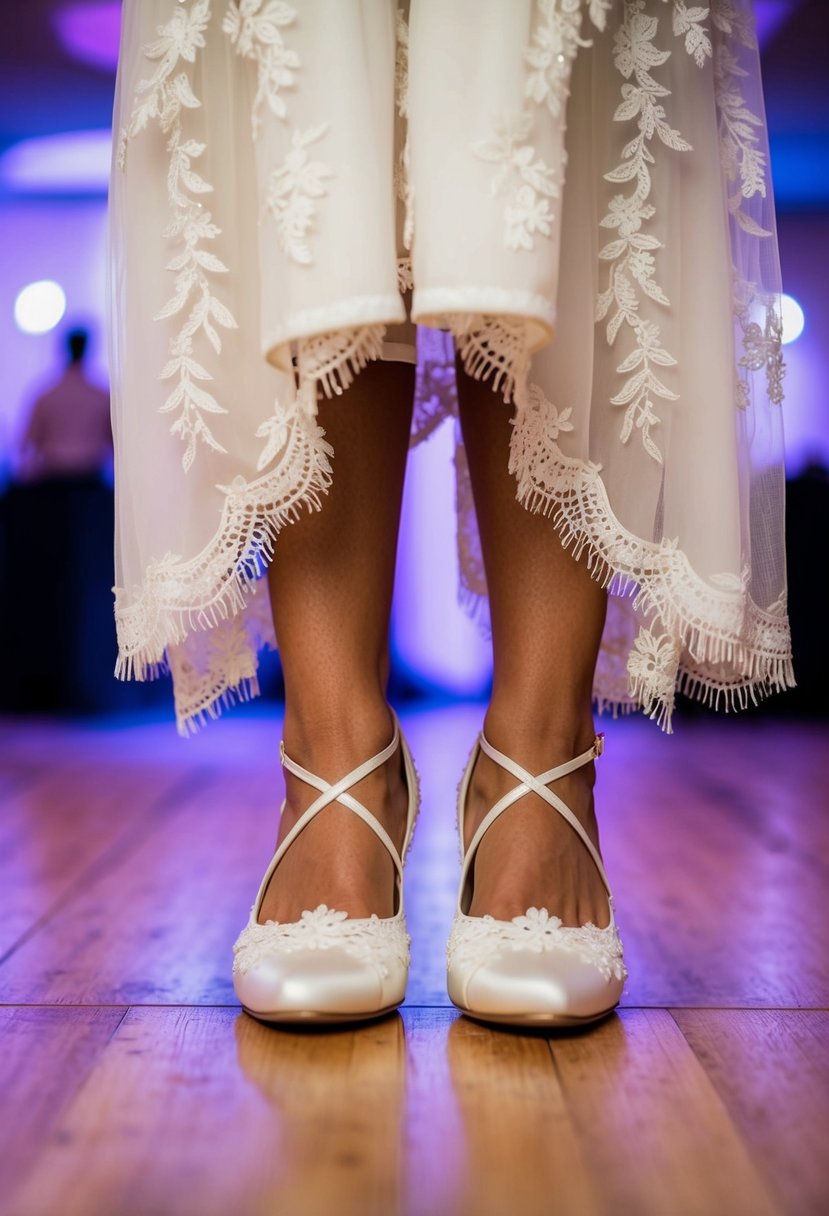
0,0,826,728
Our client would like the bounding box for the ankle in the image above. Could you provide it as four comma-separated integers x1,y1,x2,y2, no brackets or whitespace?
282,696,395,773
482,701,597,767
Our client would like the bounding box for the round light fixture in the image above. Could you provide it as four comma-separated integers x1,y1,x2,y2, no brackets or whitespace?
780,293,805,345
14,280,67,335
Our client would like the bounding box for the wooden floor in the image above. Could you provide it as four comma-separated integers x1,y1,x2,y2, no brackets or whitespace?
1,703,827,1216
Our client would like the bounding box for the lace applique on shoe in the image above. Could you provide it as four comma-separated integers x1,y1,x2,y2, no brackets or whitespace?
233,904,411,979
447,906,627,984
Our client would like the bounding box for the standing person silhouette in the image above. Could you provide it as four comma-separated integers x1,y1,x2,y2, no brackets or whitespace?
3,328,113,712
19,328,111,484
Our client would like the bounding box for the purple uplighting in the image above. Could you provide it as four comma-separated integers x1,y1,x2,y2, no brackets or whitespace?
53,1,121,72
754,0,805,46
0,130,111,194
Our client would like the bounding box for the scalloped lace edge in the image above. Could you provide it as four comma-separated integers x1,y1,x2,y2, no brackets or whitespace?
113,405,333,681
509,413,794,729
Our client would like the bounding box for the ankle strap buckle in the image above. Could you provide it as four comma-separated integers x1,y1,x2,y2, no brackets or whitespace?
594,733,605,758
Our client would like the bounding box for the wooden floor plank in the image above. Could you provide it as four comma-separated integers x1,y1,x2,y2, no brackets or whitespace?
674,1009,829,1216
550,1008,782,1216
402,1008,601,1216
8,1005,601,1216
601,721,829,1008
0,762,198,963
9,1005,818,1216
0,765,281,1005
0,1006,125,1199
7,1006,408,1216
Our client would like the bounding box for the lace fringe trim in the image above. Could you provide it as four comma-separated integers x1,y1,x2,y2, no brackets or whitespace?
510,423,794,729
449,314,531,406
176,671,263,737
113,407,333,685
298,323,386,400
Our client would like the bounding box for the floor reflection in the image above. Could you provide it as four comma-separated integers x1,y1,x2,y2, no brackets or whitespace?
442,1016,603,1216
234,1011,406,1216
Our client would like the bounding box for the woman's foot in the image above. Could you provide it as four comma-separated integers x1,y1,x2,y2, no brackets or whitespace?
233,708,419,1023
256,704,410,925
461,712,610,929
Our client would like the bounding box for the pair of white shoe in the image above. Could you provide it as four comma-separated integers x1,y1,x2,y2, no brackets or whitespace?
232,712,627,1028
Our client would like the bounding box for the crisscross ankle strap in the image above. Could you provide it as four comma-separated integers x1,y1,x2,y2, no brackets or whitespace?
272,715,405,887
459,732,612,906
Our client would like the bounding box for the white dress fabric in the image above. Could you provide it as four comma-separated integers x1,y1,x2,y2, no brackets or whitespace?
109,0,794,734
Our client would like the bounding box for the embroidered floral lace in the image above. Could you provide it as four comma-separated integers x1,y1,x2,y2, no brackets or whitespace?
447,907,627,985
233,904,411,980
110,0,793,733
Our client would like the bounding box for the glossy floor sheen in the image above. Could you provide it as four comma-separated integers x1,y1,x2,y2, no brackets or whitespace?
1,704,827,1216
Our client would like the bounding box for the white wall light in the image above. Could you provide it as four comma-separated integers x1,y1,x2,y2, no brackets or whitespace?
780,293,805,345
14,280,67,335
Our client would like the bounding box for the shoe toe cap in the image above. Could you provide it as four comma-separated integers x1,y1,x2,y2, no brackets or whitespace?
457,947,624,1022
234,947,393,1020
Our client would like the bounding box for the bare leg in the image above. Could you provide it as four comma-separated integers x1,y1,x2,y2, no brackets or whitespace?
261,360,415,924
457,371,610,928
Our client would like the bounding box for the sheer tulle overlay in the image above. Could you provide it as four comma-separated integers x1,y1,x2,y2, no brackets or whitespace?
110,0,793,733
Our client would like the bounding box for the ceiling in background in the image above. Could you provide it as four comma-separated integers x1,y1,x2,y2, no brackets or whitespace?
1,0,826,203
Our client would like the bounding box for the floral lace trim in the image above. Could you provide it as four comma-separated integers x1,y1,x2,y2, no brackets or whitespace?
734,285,784,410
710,0,771,239
447,907,627,984
473,110,561,253
397,256,414,294
525,0,592,117
265,124,333,265
120,0,240,474
588,0,613,32
167,591,274,733
410,329,455,445
474,0,588,254
456,2,597,412
114,406,332,685
395,7,414,252
673,0,713,65
596,0,697,465
222,0,299,138
223,1,336,269
233,904,411,979
454,438,489,619
509,381,794,729
597,2,779,462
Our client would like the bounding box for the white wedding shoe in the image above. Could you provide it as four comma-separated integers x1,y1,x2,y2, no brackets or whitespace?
446,731,626,1027
233,712,419,1024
